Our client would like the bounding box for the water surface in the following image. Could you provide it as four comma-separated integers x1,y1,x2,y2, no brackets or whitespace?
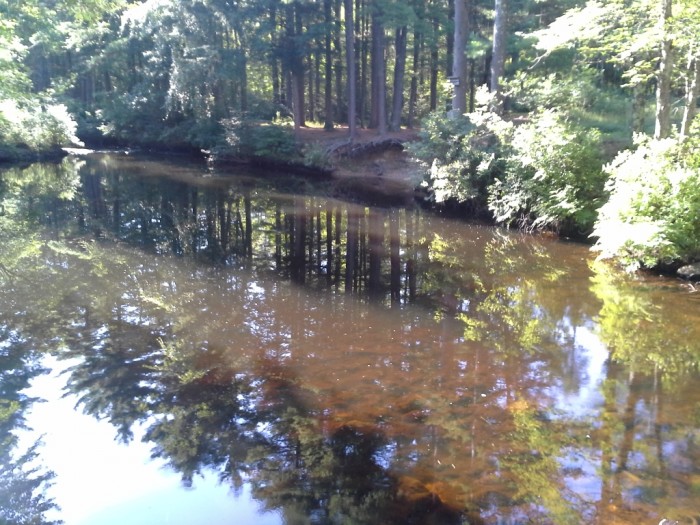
1,153,699,524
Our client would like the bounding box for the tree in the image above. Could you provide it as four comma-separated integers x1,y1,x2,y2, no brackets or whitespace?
344,0,358,138
490,0,507,113
323,0,335,130
654,0,673,139
389,25,408,130
369,3,388,135
451,0,470,114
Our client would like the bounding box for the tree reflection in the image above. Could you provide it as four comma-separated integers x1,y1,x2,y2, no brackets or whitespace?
0,327,61,525
2,154,700,524
590,261,700,523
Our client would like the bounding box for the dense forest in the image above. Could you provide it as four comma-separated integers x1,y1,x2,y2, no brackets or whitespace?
1,0,699,269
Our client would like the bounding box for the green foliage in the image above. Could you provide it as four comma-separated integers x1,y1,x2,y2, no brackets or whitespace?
220,116,299,161
408,103,511,212
0,442,62,525
489,110,606,235
0,15,82,156
592,132,700,269
590,259,700,378
0,324,61,525
411,105,605,236
301,142,331,170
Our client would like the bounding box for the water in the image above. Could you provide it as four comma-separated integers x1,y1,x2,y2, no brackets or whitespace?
1,153,699,525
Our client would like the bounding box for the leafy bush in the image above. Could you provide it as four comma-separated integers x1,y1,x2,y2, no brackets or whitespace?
220,115,299,161
488,110,605,235
0,99,82,154
592,133,700,270
301,142,332,170
410,102,605,236
408,100,512,212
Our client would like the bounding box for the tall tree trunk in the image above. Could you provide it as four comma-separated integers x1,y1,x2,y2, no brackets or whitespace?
680,51,699,140
490,0,507,113
345,0,358,138
288,2,306,129
429,17,439,111
309,52,316,122
334,0,345,122
359,0,368,127
240,49,248,112
389,26,408,131
324,0,334,130
452,0,469,114
631,82,646,134
654,0,673,139
407,30,421,128
446,0,455,76
270,4,281,106
370,9,387,135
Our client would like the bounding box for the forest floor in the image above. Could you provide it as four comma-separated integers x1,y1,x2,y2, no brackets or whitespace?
293,125,425,203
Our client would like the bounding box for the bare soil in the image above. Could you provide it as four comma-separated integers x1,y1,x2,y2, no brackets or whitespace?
293,125,425,201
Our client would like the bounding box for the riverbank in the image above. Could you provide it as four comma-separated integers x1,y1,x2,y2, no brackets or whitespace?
294,125,425,205
0,144,68,166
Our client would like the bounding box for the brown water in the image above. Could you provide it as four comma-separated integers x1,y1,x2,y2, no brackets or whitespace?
1,153,699,525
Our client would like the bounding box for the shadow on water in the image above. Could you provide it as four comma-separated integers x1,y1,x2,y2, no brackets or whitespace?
1,153,700,524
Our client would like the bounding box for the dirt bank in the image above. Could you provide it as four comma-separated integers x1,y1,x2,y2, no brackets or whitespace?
294,126,425,204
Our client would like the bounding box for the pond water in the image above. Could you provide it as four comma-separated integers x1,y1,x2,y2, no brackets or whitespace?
1,153,699,525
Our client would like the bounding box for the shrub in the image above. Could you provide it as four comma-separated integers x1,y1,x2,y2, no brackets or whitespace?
220,115,298,161
408,103,512,211
592,133,700,270
0,100,82,152
488,110,605,236
410,103,605,236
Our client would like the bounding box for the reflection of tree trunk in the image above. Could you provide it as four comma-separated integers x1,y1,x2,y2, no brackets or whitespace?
112,173,121,235
206,197,217,259
598,367,624,521
652,365,667,476
316,206,322,274
84,174,106,219
334,208,342,287
275,203,282,269
368,209,384,297
618,371,639,472
244,193,252,258
292,197,306,283
326,206,333,284
163,193,177,254
217,195,227,255
406,209,416,300
390,209,400,304
191,189,199,254
359,212,367,291
345,209,359,293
